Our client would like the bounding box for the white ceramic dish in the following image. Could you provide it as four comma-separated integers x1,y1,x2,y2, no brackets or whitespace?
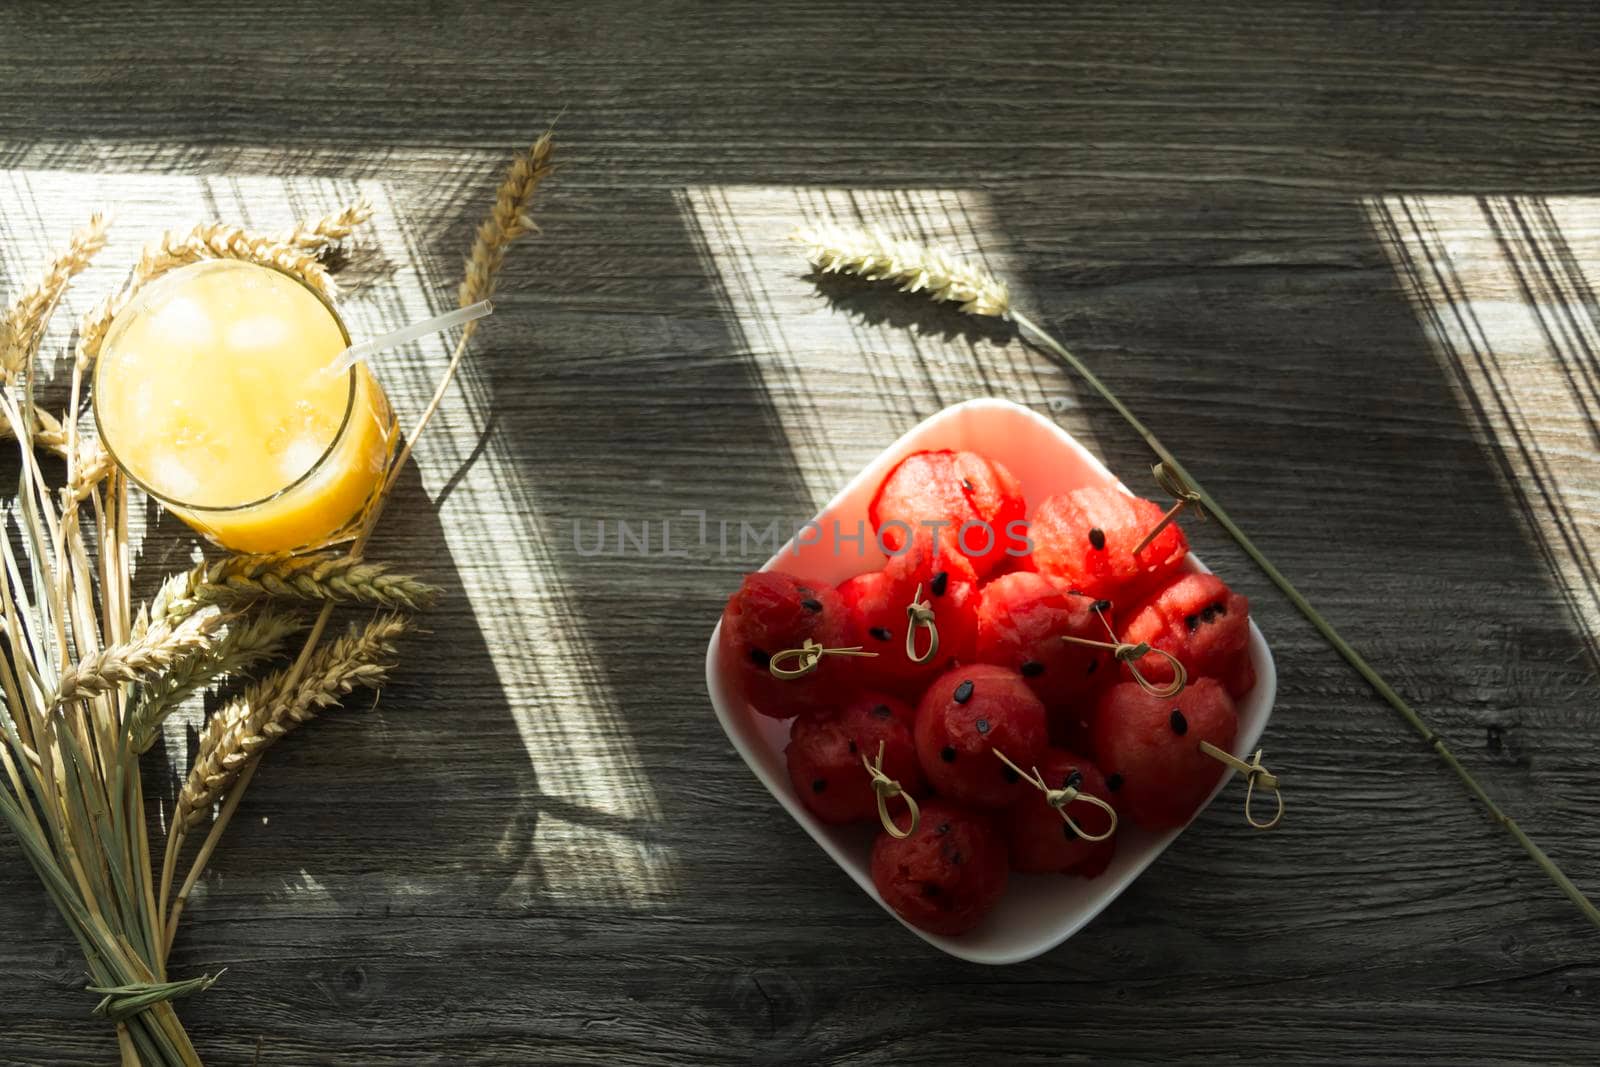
704,398,1277,964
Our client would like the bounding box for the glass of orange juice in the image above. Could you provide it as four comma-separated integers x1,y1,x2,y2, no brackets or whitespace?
93,259,397,554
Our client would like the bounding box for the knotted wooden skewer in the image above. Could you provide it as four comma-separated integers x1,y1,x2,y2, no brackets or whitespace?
862,740,920,838
993,749,1118,841
1133,461,1207,556
904,581,940,665
767,638,878,679
1198,740,1284,830
1060,602,1187,698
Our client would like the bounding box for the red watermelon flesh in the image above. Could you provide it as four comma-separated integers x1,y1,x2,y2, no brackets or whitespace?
871,799,1008,936
1090,678,1238,831
841,544,979,696
914,664,1048,809
786,693,922,825
868,449,1026,578
1005,749,1118,876
718,571,853,719
1029,486,1188,602
1119,572,1255,698
975,571,1111,716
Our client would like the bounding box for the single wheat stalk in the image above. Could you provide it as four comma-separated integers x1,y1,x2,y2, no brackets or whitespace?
792,222,1011,317
459,131,555,310
175,615,409,832
795,222,1600,931
277,198,374,252
2,212,110,380
129,610,306,755
51,608,225,706
143,553,438,632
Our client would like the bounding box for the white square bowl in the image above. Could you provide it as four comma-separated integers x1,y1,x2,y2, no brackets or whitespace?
704,397,1277,964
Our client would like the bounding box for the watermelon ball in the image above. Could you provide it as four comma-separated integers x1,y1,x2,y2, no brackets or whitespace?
1120,572,1256,698
841,543,980,697
718,571,852,719
1005,749,1118,876
1029,486,1188,602
868,449,1026,578
1091,677,1238,831
786,693,923,825
915,664,1048,809
975,571,1111,714
870,799,1008,936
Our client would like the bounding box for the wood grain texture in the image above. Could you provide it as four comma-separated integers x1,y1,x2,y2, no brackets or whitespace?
2,0,1600,1062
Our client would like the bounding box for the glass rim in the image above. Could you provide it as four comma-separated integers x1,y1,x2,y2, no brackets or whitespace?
91,258,360,515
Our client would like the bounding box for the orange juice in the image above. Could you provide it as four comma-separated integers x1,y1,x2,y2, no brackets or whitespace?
94,260,395,554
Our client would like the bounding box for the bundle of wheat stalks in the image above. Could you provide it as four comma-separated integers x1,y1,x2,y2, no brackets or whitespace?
0,132,554,1064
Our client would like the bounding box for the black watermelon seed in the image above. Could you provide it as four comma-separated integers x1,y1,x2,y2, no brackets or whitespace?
1170,708,1188,735
872,703,892,719
1093,599,1112,614
869,626,893,642
1001,765,1020,783
1062,822,1080,841
749,647,771,667
1020,660,1045,677
950,850,964,865
847,740,857,754
800,597,823,613
1107,773,1124,792
1088,527,1106,550
953,680,974,704
1064,769,1083,790
1184,614,1200,633
811,778,827,793
1067,588,1083,597
961,477,975,491
930,571,950,597
937,822,951,835
1086,658,1098,675
922,883,941,897
941,746,957,762
976,718,991,735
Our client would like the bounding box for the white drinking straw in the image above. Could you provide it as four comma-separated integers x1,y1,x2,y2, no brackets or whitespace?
328,300,494,374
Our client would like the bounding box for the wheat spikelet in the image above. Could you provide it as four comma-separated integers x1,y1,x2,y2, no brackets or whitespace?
177,615,410,829
277,198,374,252
145,553,438,631
459,131,555,310
129,609,306,754
792,222,1011,317
52,608,225,705
1,212,110,380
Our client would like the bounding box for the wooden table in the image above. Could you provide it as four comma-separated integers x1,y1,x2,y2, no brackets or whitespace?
3,2,1599,1062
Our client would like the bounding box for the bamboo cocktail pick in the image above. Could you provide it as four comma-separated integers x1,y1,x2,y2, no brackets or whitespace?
904,582,940,664
862,740,920,838
793,221,1600,930
993,748,1117,842
1199,741,1284,830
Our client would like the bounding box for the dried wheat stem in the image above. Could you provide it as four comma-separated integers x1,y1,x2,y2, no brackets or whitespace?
145,554,438,631
2,212,110,379
51,608,224,706
373,131,555,519
175,614,409,833
791,222,1011,317
277,198,374,252
459,131,555,310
